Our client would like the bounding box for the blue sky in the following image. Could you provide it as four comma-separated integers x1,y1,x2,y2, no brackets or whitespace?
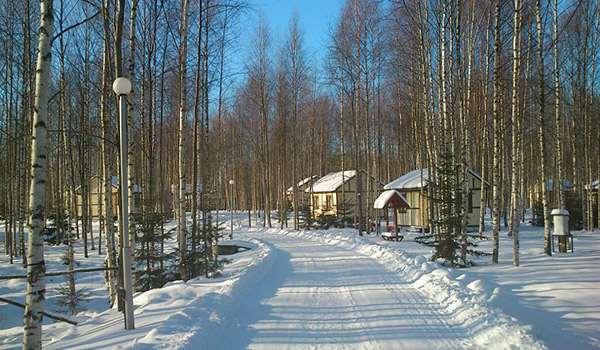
245,0,344,63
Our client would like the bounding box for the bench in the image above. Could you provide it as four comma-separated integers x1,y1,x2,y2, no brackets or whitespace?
382,232,404,242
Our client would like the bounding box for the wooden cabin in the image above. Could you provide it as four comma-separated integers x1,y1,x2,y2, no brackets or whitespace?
75,175,141,218
172,183,225,211
382,168,489,229
528,179,572,209
286,175,319,209
305,169,384,218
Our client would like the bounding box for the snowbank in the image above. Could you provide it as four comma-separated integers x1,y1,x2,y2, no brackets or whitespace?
38,238,272,350
279,228,546,350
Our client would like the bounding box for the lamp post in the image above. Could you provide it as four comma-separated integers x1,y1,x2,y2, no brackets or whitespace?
113,77,134,330
229,179,235,239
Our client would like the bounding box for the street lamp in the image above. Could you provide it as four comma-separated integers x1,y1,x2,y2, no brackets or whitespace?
113,77,134,330
229,179,235,239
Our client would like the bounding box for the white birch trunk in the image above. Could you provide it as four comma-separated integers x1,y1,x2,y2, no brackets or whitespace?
537,0,552,255
510,0,522,267
22,0,53,348
492,0,501,263
101,1,118,304
553,0,565,210
178,0,190,280
127,0,138,287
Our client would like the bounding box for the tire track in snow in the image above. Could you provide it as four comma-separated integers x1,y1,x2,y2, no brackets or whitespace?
219,230,475,349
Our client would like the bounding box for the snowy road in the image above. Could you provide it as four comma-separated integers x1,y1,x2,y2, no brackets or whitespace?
1,226,544,349
219,231,471,350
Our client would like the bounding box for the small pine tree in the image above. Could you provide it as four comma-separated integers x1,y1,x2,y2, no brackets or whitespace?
44,217,70,245
565,191,584,230
134,212,177,292
335,199,355,228
415,153,487,267
54,276,90,315
298,205,312,229
181,216,230,280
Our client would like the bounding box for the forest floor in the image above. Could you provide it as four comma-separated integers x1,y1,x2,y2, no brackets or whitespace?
0,213,599,349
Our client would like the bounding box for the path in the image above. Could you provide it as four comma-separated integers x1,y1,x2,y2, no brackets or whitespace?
219,231,472,350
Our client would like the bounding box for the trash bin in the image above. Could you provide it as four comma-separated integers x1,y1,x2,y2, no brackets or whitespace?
551,209,571,253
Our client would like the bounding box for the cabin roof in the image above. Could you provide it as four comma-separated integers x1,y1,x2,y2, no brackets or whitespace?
384,169,427,190
305,169,384,193
546,179,572,191
384,167,490,190
75,175,141,193
306,170,356,193
286,175,319,193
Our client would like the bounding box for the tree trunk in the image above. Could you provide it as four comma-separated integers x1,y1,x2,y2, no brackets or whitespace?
492,0,501,263
178,0,190,280
101,0,118,306
510,0,522,267
22,1,53,348
127,0,138,287
353,0,363,236
553,0,565,210
537,0,552,255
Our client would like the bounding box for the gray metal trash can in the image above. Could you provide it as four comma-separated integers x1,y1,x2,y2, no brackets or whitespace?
551,209,572,252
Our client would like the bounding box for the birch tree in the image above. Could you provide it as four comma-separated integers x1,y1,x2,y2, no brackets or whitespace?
509,0,522,266
101,0,118,307
492,0,501,263
285,13,308,230
553,0,565,210
22,0,53,348
178,0,190,280
537,0,552,255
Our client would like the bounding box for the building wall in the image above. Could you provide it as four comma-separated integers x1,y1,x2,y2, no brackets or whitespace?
394,173,484,228
287,182,316,209
75,177,140,218
310,175,381,218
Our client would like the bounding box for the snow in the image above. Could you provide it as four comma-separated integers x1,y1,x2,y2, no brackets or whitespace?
1,213,599,349
545,179,571,192
550,209,570,216
306,170,355,193
384,167,489,190
373,190,408,209
286,176,318,193
384,169,428,190
75,175,141,192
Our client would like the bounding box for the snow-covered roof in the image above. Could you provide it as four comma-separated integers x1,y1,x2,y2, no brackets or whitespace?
286,175,319,193
305,170,356,193
384,169,428,190
373,190,408,209
111,176,142,193
75,175,141,192
384,167,489,190
76,175,141,192
546,179,571,191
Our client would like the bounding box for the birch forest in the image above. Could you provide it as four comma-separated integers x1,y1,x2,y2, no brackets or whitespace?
1,0,599,346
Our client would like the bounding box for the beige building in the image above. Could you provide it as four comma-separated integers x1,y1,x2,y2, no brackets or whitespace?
383,168,489,229
75,176,141,217
528,179,571,208
305,170,384,217
286,175,319,209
